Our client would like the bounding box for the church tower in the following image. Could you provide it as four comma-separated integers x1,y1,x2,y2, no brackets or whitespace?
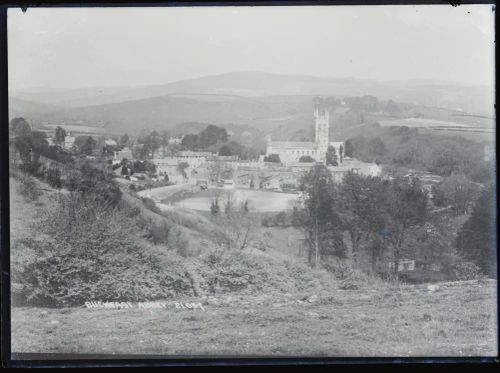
314,108,330,155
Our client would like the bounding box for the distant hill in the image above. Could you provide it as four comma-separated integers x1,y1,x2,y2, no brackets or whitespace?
11,71,494,115
9,97,64,116
9,72,494,140
10,93,316,136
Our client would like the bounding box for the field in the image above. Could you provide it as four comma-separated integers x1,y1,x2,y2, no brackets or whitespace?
11,280,497,357
377,117,495,143
173,188,300,212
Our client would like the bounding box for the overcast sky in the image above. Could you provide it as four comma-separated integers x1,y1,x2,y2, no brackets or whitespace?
8,5,495,91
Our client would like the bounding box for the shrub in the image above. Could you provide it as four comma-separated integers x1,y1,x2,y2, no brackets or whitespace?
66,162,122,207
141,196,161,214
200,249,331,295
167,227,191,257
18,173,40,202
13,193,197,306
261,212,292,227
452,261,482,281
46,166,62,188
338,270,389,290
145,219,171,245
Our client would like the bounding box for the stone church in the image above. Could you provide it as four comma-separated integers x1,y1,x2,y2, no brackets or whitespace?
265,108,344,165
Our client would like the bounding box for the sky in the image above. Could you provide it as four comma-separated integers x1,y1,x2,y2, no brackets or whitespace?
8,4,496,91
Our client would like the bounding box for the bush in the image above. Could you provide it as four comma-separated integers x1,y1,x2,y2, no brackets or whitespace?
66,162,122,207
18,173,40,202
148,220,171,245
141,196,161,214
338,270,391,290
200,249,331,295
46,166,62,188
13,193,196,307
452,261,482,281
262,211,291,227
167,227,191,257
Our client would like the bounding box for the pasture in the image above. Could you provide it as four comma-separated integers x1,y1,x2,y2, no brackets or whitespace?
173,188,301,212
11,280,497,357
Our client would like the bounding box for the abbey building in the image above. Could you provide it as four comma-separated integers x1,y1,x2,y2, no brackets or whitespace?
265,108,344,165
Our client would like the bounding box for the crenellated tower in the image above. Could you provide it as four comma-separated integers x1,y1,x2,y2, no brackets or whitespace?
314,108,330,155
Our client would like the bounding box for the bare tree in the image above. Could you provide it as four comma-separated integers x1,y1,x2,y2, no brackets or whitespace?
214,196,256,250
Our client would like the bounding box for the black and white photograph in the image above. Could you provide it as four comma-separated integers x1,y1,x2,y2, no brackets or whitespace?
4,3,497,362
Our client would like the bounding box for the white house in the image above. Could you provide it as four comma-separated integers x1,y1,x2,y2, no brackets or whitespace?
64,132,75,150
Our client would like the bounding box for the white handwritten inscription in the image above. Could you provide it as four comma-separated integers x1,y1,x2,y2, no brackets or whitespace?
84,301,205,311
175,302,205,311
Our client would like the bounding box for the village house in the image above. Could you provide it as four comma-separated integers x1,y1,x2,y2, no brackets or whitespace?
64,132,76,150
328,159,382,183
168,136,183,145
112,147,133,165
177,151,213,168
288,161,318,173
151,157,179,175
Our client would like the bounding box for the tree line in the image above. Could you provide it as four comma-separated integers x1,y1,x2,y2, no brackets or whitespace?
296,165,496,278
344,127,493,183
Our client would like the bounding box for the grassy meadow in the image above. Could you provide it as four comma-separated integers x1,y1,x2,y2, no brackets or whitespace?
12,280,497,357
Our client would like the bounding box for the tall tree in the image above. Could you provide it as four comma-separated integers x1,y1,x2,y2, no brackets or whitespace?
177,162,189,179
147,131,161,158
54,126,67,147
432,174,480,215
338,172,390,269
325,146,338,166
300,165,344,267
10,118,32,137
120,133,129,146
181,134,198,151
31,131,49,152
386,178,429,274
210,197,220,216
198,125,228,149
344,139,354,158
455,184,496,277
366,137,387,162
218,145,232,156
160,130,170,155
81,136,97,156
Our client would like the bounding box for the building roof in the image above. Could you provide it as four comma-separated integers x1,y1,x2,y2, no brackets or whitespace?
327,159,382,174
329,141,344,147
217,155,239,161
267,141,315,149
178,151,213,157
288,162,318,168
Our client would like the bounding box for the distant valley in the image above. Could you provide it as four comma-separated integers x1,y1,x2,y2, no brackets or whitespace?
9,71,495,139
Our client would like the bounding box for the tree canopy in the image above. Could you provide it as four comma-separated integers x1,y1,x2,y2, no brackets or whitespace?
456,184,496,277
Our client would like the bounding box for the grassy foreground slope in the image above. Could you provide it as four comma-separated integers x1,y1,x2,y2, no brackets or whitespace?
12,280,497,357
9,174,498,357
